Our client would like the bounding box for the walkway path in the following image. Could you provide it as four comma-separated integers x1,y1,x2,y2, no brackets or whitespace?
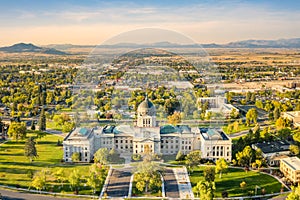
162,168,180,198
173,167,194,199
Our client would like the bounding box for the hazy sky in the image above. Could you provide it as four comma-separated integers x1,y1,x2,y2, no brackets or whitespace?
1,0,299,46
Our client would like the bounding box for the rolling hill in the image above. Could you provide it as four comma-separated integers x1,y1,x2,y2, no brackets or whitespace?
0,43,68,55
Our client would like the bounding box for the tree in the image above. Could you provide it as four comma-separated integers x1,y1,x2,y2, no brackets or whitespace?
255,159,262,169
87,163,107,194
275,117,285,130
194,181,215,200
94,148,109,165
7,122,27,140
273,107,281,121
167,111,181,125
176,150,184,161
245,92,251,103
62,121,75,133
72,152,80,162
132,154,142,161
24,137,38,162
230,109,239,119
240,181,247,188
87,172,98,195
134,161,161,193
185,150,201,171
236,146,254,167
215,158,228,178
222,190,229,198
31,170,47,192
68,169,81,194
38,108,46,131
290,145,300,155
286,185,300,200
30,120,36,130
53,168,66,188
204,166,215,182
245,108,258,126
108,148,120,163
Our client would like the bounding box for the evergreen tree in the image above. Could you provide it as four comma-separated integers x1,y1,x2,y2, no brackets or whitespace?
38,108,46,131
176,150,184,161
30,120,36,130
24,137,38,162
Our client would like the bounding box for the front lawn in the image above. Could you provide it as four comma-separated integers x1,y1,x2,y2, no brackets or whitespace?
189,166,284,197
0,131,107,195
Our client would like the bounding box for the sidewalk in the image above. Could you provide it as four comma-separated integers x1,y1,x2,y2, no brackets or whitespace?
173,167,194,199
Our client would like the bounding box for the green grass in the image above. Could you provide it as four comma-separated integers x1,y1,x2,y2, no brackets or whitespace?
131,182,162,197
46,120,62,131
222,124,253,134
0,131,107,195
189,166,284,197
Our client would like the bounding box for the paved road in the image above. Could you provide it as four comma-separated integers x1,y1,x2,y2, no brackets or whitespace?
105,168,132,198
162,168,180,198
0,189,78,200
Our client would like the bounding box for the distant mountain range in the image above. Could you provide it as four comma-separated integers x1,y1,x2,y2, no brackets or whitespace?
45,38,300,50
0,43,68,55
1,38,300,55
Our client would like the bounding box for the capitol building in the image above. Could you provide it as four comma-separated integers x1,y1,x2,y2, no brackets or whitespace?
63,97,232,162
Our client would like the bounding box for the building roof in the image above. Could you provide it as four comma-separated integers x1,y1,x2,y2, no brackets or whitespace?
64,127,93,141
283,111,300,118
199,128,229,140
281,157,300,171
160,124,192,134
138,96,154,110
253,141,290,154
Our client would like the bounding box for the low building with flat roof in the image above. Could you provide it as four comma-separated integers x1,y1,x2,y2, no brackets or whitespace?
280,157,300,184
282,111,300,127
198,128,232,161
252,141,290,166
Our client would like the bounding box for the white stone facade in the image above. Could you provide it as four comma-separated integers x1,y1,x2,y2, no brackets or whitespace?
63,97,232,162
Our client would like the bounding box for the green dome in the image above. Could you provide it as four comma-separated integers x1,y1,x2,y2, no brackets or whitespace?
160,125,180,134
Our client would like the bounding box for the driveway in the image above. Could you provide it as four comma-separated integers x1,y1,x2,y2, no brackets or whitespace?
162,168,180,198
